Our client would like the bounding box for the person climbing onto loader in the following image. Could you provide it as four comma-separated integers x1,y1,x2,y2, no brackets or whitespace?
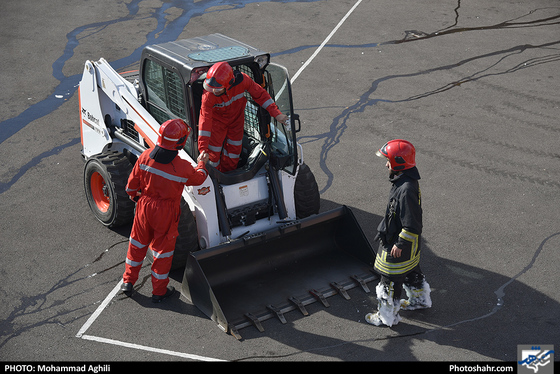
121,119,209,303
366,139,432,327
198,61,288,172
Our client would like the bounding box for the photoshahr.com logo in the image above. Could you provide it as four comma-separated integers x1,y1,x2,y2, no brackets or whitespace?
518,345,554,374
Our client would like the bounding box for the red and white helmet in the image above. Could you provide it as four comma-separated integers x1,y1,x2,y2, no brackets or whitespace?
203,61,234,94
157,119,190,150
376,139,416,171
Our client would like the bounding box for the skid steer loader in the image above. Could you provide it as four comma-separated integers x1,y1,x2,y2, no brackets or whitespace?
79,33,377,339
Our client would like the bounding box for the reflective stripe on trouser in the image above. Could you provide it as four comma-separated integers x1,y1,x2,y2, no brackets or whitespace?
123,236,148,286
206,118,244,172
122,196,180,295
148,245,175,295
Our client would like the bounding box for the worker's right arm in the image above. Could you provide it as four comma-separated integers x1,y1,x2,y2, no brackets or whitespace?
187,161,208,186
180,152,209,187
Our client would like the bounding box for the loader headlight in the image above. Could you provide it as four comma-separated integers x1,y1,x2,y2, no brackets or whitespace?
254,55,269,69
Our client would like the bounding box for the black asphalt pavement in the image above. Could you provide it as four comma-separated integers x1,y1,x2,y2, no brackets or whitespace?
1,0,559,364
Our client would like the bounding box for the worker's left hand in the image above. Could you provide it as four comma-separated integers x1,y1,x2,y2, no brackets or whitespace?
275,114,288,124
390,245,402,258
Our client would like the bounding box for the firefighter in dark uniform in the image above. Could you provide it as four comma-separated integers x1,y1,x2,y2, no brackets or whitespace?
366,139,432,326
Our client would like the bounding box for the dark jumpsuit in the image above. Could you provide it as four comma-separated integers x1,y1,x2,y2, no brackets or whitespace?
374,166,425,300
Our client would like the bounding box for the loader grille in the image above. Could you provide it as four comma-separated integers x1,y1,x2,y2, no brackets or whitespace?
121,119,139,142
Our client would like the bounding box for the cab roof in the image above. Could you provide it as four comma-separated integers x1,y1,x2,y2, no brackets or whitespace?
142,33,269,73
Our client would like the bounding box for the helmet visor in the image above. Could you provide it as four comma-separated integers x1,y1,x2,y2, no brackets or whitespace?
376,143,389,158
203,77,226,95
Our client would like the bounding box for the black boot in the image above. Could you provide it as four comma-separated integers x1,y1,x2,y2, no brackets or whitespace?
121,282,133,297
152,286,175,303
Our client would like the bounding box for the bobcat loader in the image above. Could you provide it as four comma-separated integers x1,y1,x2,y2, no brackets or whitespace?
79,34,377,339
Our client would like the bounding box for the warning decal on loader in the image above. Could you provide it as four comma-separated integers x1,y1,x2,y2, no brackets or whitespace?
198,186,211,195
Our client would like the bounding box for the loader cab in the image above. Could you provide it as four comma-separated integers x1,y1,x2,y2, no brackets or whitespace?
138,35,300,182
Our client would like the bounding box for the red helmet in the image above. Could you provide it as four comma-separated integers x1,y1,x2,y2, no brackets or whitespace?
203,62,234,93
157,119,190,150
376,139,416,171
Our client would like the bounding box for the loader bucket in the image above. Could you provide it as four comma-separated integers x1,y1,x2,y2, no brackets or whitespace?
181,205,378,339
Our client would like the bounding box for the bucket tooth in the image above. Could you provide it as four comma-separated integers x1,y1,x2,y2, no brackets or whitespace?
229,325,243,340
351,275,371,293
267,304,287,324
289,296,309,316
245,312,264,332
330,282,351,300
310,289,330,307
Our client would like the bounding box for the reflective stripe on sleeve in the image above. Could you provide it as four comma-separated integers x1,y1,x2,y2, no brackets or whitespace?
399,229,419,257
261,98,274,110
139,164,188,183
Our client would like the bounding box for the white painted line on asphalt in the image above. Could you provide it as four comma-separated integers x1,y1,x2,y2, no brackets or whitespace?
80,334,226,362
75,280,225,362
291,0,363,83
76,281,122,338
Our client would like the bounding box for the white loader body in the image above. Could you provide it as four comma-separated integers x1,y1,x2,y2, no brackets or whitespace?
79,57,298,249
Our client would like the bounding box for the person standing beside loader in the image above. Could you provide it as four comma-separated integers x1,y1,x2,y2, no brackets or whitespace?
366,139,432,327
121,119,209,303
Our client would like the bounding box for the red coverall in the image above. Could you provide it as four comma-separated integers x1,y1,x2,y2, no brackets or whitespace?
198,72,282,172
123,149,207,296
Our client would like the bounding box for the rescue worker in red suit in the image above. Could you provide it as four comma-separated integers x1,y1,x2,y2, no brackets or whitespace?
121,119,209,303
198,61,288,172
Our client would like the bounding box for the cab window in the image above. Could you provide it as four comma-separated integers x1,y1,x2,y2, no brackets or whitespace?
143,59,195,157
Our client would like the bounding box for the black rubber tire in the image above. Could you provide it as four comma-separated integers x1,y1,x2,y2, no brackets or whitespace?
294,162,320,218
83,151,135,228
170,199,199,270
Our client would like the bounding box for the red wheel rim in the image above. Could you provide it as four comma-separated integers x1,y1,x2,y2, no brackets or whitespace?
90,171,110,212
